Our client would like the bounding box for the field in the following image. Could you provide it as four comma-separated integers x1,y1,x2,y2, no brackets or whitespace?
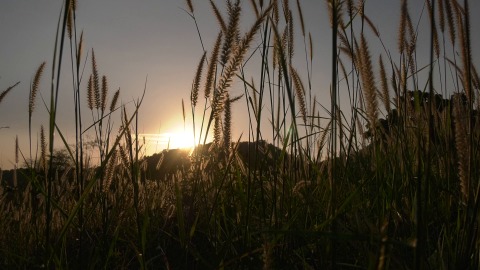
0,0,479,269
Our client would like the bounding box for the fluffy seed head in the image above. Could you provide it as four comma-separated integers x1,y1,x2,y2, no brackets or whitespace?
205,32,223,99
379,55,391,112
210,0,227,33
453,94,469,203
220,0,241,66
186,0,194,13
398,0,408,53
223,93,232,152
110,88,120,112
290,66,307,124
296,0,306,37
192,52,206,107
101,75,108,112
87,75,94,110
287,9,294,60
437,0,445,33
359,35,379,132
91,49,101,109
29,62,46,119
0,81,20,105
103,149,117,193
444,0,456,45
40,125,47,171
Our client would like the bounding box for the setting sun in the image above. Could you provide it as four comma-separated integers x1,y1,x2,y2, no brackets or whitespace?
164,130,196,150
140,127,196,156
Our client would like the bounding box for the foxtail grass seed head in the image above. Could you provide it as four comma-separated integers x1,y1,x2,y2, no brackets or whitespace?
290,66,307,124
445,0,456,45
459,0,472,104
282,0,290,19
405,11,416,55
103,150,117,193
426,0,440,58
101,75,108,112
296,0,305,37
214,112,222,147
186,0,194,13
272,0,279,24
210,0,227,33
326,0,343,28
91,49,101,109
364,15,380,38
29,62,46,119
220,0,241,66
359,34,379,132
398,0,408,53
347,0,353,19
87,74,94,110
67,0,74,39
205,32,223,99
110,88,120,112
40,125,47,171
156,152,164,170
0,81,20,105
119,144,130,167
379,55,391,113
339,34,354,63
72,0,77,11
437,0,445,33
280,26,289,72
309,32,313,62
217,4,272,94
273,31,280,70
223,93,232,152
192,52,206,107
287,9,294,61
453,95,469,203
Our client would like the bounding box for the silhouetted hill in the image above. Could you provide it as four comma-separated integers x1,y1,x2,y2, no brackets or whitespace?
142,140,288,181
1,141,289,192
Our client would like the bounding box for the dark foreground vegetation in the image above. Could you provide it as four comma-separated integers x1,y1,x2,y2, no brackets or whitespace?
1,0,479,269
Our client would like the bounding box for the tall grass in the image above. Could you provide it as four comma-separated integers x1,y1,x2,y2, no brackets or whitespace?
0,0,479,269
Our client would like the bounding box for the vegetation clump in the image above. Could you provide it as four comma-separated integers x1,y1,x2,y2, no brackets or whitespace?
1,0,479,269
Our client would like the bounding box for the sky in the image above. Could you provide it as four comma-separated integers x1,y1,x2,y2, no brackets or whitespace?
0,0,479,169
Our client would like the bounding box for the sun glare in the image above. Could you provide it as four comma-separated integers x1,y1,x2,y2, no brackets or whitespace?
165,130,196,150
141,127,196,156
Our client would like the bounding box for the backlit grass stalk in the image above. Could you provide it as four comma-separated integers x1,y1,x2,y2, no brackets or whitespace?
65,2,87,250
45,1,71,263
29,62,46,167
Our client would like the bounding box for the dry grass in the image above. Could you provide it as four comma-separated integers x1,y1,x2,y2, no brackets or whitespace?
1,1,479,269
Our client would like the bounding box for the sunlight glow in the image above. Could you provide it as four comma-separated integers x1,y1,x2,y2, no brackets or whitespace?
140,127,196,156
164,131,196,150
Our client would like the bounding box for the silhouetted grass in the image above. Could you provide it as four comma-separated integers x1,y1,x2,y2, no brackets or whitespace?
0,0,479,269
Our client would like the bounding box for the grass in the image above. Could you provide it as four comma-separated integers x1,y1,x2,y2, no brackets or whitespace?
0,0,479,269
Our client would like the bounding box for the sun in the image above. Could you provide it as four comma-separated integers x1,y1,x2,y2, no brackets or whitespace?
165,130,196,150
141,125,199,156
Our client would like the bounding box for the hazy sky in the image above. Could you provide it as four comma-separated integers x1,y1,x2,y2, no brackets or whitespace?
1,0,479,169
